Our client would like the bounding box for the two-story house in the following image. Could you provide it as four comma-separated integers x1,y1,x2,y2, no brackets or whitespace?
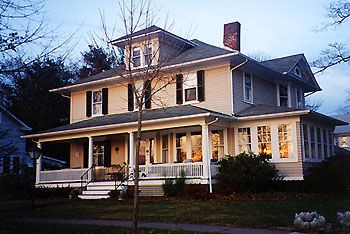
24,22,345,199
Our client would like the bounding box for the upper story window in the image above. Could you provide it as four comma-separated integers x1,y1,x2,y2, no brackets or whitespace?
243,72,253,103
144,45,153,65
132,47,141,67
92,90,102,116
277,84,290,107
296,88,303,108
184,73,197,102
294,66,302,77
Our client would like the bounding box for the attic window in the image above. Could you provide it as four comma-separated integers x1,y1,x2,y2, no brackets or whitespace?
294,66,302,77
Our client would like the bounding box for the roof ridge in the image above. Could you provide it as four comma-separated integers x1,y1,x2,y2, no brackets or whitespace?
261,53,304,63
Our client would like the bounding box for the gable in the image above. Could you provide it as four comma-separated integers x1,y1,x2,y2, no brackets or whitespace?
0,106,31,131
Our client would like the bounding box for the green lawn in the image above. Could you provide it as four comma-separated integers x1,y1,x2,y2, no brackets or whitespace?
2,196,350,228
0,222,208,234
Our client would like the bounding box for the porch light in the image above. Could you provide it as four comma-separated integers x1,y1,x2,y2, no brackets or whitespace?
28,146,42,160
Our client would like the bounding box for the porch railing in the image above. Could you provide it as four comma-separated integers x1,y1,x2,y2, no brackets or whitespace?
139,162,204,178
40,168,87,183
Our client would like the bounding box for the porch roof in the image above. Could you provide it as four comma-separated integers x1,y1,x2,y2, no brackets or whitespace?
23,105,234,139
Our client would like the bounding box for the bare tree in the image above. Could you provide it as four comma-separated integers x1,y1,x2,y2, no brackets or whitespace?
305,96,323,111
98,0,191,232
248,51,271,62
313,0,350,74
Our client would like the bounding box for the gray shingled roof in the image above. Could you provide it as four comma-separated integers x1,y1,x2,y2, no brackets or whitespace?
333,114,350,134
235,105,302,117
111,25,162,43
34,105,232,135
260,54,304,74
66,39,234,87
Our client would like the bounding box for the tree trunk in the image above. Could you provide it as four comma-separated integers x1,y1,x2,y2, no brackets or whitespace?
131,108,143,234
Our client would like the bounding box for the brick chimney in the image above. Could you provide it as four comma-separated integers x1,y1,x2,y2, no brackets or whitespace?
223,21,241,51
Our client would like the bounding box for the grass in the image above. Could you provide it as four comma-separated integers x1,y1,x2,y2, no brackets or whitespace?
0,222,210,234
2,196,350,228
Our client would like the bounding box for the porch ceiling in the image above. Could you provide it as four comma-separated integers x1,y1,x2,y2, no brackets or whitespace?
23,105,235,141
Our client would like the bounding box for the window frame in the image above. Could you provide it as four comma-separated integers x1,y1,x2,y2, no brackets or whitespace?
211,130,225,161
243,72,253,104
93,142,105,167
132,47,141,68
183,73,199,103
277,84,291,107
92,89,103,116
143,44,153,66
278,124,293,159
238,127,252,153
295,87,304,108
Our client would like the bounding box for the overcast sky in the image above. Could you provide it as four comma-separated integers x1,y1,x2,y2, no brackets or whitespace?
45,0,349,115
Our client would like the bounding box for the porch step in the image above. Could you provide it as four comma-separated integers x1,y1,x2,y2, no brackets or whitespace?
78,194,110,200
139,185,164,197
78,181,127,200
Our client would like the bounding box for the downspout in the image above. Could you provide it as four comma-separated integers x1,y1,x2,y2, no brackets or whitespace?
230,59,248,115
206,117,219,193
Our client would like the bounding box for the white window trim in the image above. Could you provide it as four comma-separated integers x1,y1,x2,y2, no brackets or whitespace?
302,122,329,162
91,89,103,117
277,83,291,107
234,120,298,163
183,72,199,104
243,72,253,104
132,47,141,68
295,87,304,109
237,127,252,154
131,44,154,69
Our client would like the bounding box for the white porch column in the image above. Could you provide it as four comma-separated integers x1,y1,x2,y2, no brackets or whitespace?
201,124,209,179
88,136,94,181
35,142,42,184
129,132,135,175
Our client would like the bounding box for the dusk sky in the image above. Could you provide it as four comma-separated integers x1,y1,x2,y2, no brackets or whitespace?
45,0,349,115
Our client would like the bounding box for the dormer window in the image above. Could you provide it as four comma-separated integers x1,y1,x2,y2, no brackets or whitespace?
144,45,153,65
132,47,141,67
92,90,102,115
294,66,302,77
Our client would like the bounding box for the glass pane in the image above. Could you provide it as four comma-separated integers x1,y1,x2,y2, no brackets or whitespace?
279,85,288,96
93,91,102,102
257,126,272,158
191,132,202,162
176,133,186,162
93,103,102,115
133,57,141,67
185,88,196,101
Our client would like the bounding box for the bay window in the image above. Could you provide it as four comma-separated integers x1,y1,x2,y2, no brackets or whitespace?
243,72,253,103
211,130,224,161
238,127,251,153
257,126,272,158
278,124,293,158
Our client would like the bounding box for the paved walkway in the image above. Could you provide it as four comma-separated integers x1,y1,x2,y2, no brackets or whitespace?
7,217,296,234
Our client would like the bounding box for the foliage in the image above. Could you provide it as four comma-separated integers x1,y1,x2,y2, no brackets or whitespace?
217,152,281,193
0,174,34,198
34,186,73,199
294,211,327,230
183,184,209,200
337,211,350,227
162,171,186,197
304,155,350,195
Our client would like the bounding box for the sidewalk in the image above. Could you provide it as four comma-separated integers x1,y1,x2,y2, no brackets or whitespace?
9,217,293,234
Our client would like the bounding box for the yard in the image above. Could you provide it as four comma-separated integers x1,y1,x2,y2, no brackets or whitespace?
1,195,350,229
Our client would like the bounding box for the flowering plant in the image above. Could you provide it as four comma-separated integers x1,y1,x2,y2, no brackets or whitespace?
337,211,350,227
294,211,326,230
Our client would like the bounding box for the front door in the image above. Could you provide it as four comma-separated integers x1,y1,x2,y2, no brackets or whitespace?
139,137,155,165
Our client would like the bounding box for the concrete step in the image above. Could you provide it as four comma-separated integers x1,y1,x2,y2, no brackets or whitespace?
82,190,111,195
78,194,110,200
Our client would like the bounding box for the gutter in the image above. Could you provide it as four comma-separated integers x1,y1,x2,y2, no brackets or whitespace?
236,110,310,121
50,52,238,93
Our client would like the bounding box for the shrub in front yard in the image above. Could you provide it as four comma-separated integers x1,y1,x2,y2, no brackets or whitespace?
162,171,186,197
217,152,281,193
304,155,350,195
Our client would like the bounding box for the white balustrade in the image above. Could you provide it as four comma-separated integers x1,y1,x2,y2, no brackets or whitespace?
139,163,204,178
40,168,87,182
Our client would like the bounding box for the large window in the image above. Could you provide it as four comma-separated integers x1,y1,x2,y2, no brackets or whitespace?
191,132,202,162
211,130,224,161
278,84,289,107
303,124,310,159
278,124,293,158
184,73,197,102
92,90,102,115
176,133,186,162
132,47,141,67
238,127,251,153
161,135,168,163
243,73,253,103
257,126,272,158
93,142,104,166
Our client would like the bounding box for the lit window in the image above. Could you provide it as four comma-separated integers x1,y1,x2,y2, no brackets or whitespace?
161,135,168,163
144,45,153,65
278,124,293,158
191,132,202,162
211,130,224,161
183,73,197,102
340,136,348,147
243,73,253,103
257,126,272,158
238,127,251,153
92,90,102,115
303,124,310,159
93,142,104,166
176,133,186,162
278,84,289,107
132,47,141,67
296,88,303,108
